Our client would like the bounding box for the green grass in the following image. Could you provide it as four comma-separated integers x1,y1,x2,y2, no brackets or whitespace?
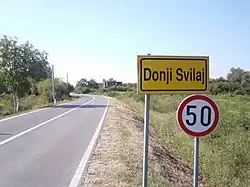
113,92,250,187
0,94,78,118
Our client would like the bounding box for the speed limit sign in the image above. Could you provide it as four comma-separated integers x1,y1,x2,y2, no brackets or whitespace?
176,94,220,137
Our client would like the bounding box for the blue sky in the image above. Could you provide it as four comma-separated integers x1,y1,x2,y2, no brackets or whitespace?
1,0,250,85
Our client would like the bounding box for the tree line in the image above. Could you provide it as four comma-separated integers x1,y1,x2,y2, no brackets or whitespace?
0,35,74,114
74,67,250,96
74,78,136,94
210,67,250,95
1,34,249,115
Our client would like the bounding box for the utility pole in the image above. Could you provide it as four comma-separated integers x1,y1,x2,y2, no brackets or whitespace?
66,73,70,96
51,65,56,104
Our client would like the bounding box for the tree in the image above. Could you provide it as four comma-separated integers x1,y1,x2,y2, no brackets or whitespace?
37,78,71,102
216,77,227,82
67,83,74,93
241,71,250,95
0,84,8,94
75,78,88,87
74,78,100,93
87,78,99,89
28,78,39,95
108,78,116,82
23,43,51,81
209,67,250,95
0,35,30,111
227,67,245,84
0,35,51,112
37,78,53,101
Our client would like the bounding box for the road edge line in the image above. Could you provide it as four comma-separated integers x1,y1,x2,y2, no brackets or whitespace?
0,97,95,147
0,108,48,123
0,95,88,123
68,99,110,187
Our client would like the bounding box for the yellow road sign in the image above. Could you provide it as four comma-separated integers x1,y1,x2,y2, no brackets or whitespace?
137,55,209,94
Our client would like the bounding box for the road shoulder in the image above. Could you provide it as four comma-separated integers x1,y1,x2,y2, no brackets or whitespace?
80,98,204,187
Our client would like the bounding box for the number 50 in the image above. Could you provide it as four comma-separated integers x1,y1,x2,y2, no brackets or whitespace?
186,105,211,126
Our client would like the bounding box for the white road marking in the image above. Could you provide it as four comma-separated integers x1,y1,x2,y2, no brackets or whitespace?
0,108,48,123
0,97,95,147
68,99,110,187
0,96,86,123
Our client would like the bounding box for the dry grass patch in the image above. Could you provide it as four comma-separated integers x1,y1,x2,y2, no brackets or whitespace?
80,98,205,187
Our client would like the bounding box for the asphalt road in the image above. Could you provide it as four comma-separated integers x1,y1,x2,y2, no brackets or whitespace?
0,95,109,187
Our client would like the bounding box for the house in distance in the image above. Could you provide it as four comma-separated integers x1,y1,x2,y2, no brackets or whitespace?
102,78,123,88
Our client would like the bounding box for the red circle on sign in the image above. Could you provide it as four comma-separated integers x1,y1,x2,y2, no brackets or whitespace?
177,94,220,137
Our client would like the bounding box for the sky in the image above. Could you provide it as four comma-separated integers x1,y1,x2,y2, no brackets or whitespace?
0,0,250,85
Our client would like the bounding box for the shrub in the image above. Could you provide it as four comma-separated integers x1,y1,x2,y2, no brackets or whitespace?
0,93,12,116
37,78,69,102
37,79,53,102
19,95,48,110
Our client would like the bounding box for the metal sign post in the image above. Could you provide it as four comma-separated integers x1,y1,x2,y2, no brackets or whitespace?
193,137,199,187
176,94,220,187
137,55,211,187
142,94,150,187
142,53,151,187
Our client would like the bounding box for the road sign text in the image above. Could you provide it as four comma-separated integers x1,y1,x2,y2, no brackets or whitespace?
143,68,205,85
176,94,220,137
137,56,209,94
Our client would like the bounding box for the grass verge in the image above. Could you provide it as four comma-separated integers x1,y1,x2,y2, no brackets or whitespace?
0,94,79,119
113,92,250,187
81,98,205,187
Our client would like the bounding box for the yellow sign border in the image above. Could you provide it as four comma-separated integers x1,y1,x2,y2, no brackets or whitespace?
137,55,209,94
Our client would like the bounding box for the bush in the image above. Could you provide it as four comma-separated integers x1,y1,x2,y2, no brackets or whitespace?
20,95,48,110
37,79,53,102
210,81,240,95
114,86,129,92
0,84,8,94
55,81,69,100
81,87,91,94
0,93,12,116
105,91,118,97
37,78,69,102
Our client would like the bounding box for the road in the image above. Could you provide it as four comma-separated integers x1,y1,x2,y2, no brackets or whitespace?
0,95,109,187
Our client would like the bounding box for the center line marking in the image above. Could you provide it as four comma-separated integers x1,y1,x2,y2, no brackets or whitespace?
0,96,95,147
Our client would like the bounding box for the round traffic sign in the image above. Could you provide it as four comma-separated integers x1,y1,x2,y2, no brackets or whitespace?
176,94,220,137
